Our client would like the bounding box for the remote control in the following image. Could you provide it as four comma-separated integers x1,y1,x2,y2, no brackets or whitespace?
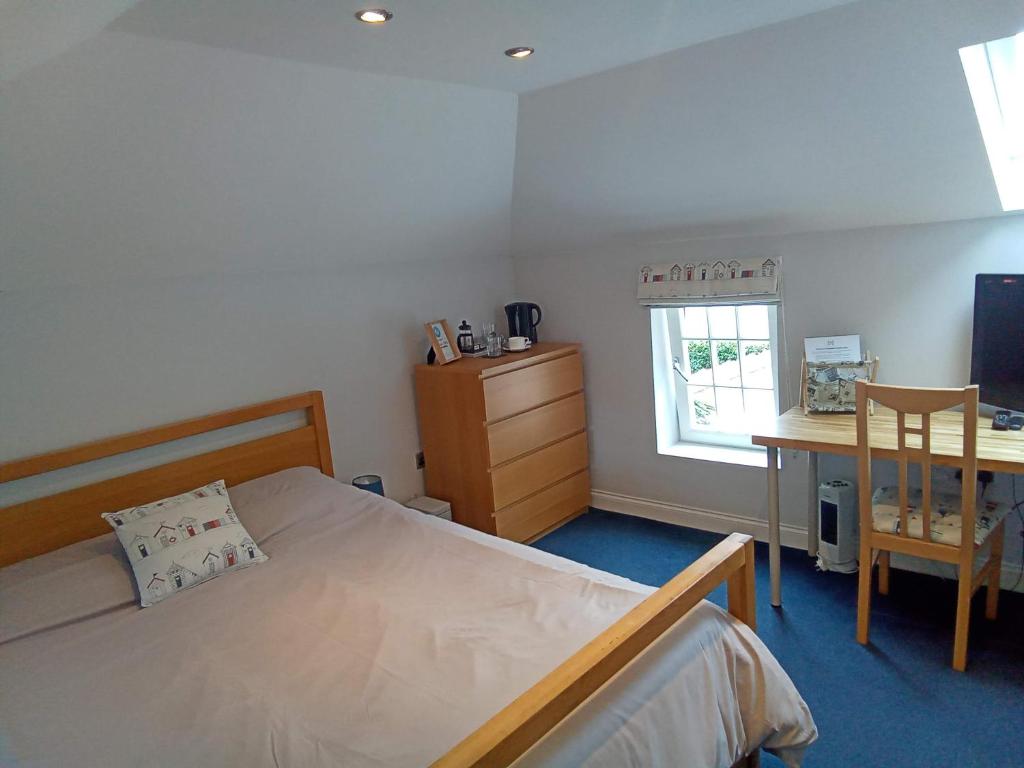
992,410,1011,430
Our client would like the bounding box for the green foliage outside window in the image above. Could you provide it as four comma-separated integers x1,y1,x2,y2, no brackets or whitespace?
687,341,712,371
687,340,769,372
694,399,715,424
717,342,738,364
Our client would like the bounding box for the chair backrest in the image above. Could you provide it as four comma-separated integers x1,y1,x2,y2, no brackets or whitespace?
855,381,979,548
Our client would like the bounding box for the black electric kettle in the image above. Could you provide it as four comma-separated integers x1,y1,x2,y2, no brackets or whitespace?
505,302,542,343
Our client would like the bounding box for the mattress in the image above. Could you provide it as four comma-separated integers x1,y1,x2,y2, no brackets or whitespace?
0,467,816,767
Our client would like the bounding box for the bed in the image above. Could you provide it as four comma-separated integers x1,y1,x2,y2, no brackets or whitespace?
0,391,816,767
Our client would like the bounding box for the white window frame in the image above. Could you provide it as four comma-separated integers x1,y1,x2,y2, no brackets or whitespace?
661,304,780,452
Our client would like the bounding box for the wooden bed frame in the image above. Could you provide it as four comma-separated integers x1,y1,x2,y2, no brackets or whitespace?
0,391,334,567
0,391,761,768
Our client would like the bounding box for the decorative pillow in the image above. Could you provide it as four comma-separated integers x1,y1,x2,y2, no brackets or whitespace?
102,480,267,607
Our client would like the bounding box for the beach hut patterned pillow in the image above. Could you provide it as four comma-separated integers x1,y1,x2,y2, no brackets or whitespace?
102,480,267,607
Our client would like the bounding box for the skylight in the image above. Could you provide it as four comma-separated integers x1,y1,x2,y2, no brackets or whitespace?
960,32,1024,212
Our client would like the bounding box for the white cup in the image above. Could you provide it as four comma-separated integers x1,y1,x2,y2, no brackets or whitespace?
508,336,529,351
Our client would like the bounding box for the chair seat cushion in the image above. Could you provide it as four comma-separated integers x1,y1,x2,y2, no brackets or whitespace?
871,486,1009,547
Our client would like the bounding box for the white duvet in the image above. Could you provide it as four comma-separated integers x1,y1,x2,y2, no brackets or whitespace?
0,467,816,767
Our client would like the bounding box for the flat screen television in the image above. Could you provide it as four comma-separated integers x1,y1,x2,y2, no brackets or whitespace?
970,274,1024,412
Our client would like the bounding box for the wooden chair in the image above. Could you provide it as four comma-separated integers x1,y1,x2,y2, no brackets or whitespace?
855,381,1007,671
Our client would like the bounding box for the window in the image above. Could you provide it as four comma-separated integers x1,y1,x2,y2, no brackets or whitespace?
960,32,1024,212
662,304,780,450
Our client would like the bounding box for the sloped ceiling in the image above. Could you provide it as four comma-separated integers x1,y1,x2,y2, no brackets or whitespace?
0,0,141,81
512,0,1024,254
105,0,858,93
4,0,1022,250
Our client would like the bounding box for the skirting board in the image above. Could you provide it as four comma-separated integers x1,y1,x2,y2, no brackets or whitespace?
590,489,808,549
590,489,1024,594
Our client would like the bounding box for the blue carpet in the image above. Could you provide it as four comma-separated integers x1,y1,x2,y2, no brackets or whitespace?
532,509,1024,768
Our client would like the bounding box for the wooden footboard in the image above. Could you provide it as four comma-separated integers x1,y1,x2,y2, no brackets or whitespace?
433,532,757,768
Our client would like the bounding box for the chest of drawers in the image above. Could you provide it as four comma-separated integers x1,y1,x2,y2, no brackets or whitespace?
413,342,590,541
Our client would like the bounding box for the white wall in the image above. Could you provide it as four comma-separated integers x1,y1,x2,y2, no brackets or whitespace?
4,2,1024,577
512,216,1024,566
0,30,518,502
509,0,1024,578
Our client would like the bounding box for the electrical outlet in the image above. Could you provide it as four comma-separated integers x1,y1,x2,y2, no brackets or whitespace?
415,451,425,470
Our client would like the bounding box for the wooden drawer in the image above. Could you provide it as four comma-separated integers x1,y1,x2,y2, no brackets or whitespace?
490,431,588,510
483,353,583,423
486,393,586,467
494,471,591,542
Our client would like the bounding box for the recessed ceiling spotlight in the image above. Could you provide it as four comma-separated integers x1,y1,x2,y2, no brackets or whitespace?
355,9,393,24
505,46,535,59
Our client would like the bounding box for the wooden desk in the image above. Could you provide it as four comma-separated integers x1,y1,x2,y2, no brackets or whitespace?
751,406,1024,607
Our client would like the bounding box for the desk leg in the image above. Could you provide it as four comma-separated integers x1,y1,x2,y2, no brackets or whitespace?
807,451,818,557
767,446,781,607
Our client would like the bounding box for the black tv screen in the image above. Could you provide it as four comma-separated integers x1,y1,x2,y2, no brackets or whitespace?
971,274,1024,412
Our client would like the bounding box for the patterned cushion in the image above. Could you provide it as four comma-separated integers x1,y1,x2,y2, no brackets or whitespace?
102,480,267,607
871,486,1009,547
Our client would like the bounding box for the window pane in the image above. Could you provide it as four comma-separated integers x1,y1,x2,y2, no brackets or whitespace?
740,341,774,389
687,384,717,428
707,306,737,338
665,303,780,448
714,387,745,433
743,389,777,432
737,305,770,339
681,307,708,338
684,340,715,384
711,340,742,387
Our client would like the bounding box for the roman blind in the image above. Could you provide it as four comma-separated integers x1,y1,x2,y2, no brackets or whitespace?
637,257,781,306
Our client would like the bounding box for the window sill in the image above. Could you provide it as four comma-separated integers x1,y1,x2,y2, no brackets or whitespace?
658,441,773,468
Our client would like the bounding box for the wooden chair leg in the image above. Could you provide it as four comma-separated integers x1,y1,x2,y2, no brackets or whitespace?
985,522,1005,621
952,564,973,672
857,544,873,645
878,550,890,595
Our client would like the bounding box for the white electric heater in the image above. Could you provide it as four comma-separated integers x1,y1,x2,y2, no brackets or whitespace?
817,479,858,573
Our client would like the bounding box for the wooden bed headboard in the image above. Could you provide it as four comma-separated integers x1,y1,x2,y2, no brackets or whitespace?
0,391,334,567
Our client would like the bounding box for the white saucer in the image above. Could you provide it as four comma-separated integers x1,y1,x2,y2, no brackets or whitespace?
503,342,532,353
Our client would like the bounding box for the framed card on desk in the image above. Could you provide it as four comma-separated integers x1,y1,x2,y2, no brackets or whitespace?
424,319,462,365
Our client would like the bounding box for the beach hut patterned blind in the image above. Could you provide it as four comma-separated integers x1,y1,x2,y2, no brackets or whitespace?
637,257,781,306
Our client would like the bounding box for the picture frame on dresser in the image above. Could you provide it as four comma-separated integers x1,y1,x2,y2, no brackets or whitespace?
424,319,462,365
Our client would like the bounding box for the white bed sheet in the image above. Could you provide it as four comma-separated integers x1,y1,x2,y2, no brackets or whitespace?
0,467,815,767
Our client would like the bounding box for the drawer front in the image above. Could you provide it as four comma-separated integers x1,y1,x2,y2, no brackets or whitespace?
490,431,589,511
494,471,591,542
486,393,586,467
483,353,583,423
